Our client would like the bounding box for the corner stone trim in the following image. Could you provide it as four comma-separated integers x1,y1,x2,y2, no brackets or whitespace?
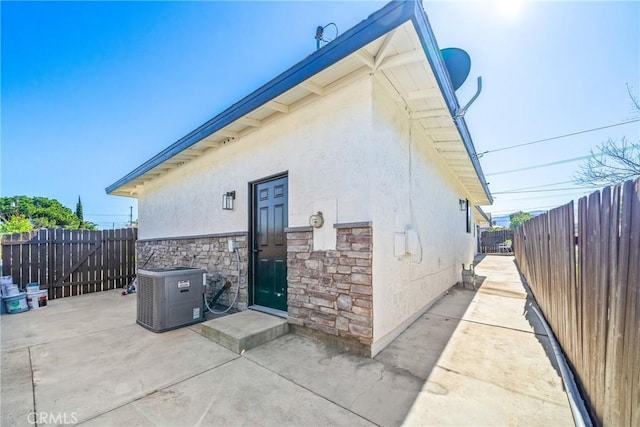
286,225,373,347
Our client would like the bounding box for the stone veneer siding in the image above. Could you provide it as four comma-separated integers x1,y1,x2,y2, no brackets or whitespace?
136,233,248,310
286,222,373,354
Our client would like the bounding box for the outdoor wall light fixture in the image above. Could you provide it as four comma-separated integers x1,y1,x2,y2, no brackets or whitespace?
222,191,236,210
459,199,467,211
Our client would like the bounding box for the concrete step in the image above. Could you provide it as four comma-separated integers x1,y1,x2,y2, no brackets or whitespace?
197,310,289,353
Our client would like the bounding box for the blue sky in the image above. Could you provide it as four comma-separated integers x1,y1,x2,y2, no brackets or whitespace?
2,1,638,228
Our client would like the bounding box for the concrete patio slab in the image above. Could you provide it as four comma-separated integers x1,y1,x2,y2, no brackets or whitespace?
0,289,136,351
459,290,545,334
29,323,238,424
400,255,574,426
374,312,462,381
0,348,34,426
428,285,543,337
476,281,528,299
0,256,574,426
245,332,425,426
424,286,476,320
474,257,529,296
82,357,374,427
433,321,564,404
403,364,573,426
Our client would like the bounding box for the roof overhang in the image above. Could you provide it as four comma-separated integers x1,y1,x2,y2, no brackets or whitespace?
474,206,491,226
106,0,492,205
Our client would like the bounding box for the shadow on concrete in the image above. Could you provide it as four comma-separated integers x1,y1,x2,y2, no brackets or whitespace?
473,253,487,264
245,284,480,426
373,285,480,423
512,258,563,379
375,284,478,375
475,275,487,288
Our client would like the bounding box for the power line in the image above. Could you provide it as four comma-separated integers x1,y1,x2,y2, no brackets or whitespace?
487,204,574,215
485,142,640,176
493,186,597,195
487,207,558,215
476,119,640,157
493,180,576,192
494,190,593,202
485,154,593,176
487,187,602,214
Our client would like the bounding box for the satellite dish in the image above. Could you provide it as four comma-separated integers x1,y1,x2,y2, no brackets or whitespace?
440,48,471,91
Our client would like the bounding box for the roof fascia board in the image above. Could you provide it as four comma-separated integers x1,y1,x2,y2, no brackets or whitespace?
475,205,491,223
106,0,415,194
409,2,493,204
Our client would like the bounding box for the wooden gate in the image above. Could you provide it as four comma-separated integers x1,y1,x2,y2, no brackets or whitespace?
1,228,137,299
480,229,514,253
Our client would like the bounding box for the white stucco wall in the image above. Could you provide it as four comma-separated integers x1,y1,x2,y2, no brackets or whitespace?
369,77,477,354
137,76,373,240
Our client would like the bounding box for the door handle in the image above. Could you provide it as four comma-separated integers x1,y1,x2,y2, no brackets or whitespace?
253,249,263,253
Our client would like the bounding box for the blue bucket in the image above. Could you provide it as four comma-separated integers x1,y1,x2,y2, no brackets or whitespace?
3,293,29,314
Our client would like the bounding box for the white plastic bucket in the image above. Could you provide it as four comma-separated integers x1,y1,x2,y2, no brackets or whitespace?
26,283,40,293
4,293,28,314
0,276,13,296
27,290,48,310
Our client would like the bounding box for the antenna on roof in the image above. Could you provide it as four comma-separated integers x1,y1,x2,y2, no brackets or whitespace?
315,26,324,50
440,47,482,119
454,77,483,119
315,22,338,50
441,48,471,91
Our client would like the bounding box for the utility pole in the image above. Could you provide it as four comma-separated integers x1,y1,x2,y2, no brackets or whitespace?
129,206,133,227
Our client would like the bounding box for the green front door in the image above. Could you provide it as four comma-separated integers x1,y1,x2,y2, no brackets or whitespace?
252,175,288,311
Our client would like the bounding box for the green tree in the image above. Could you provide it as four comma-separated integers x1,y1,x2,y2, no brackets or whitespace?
74,196,98,230
81,221,98,230
75,196,84,222
509,211,533,229
1,196,79,229
0,215,33,233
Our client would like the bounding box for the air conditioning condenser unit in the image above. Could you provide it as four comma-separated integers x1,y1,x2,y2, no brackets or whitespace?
136,267,206,332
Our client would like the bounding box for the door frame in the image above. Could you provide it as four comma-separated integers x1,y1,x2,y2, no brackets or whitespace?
247,171,289,309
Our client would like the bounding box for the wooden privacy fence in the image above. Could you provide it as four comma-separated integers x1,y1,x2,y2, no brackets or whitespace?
513,178,639,427
1,228,137,299
480,229,514,253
